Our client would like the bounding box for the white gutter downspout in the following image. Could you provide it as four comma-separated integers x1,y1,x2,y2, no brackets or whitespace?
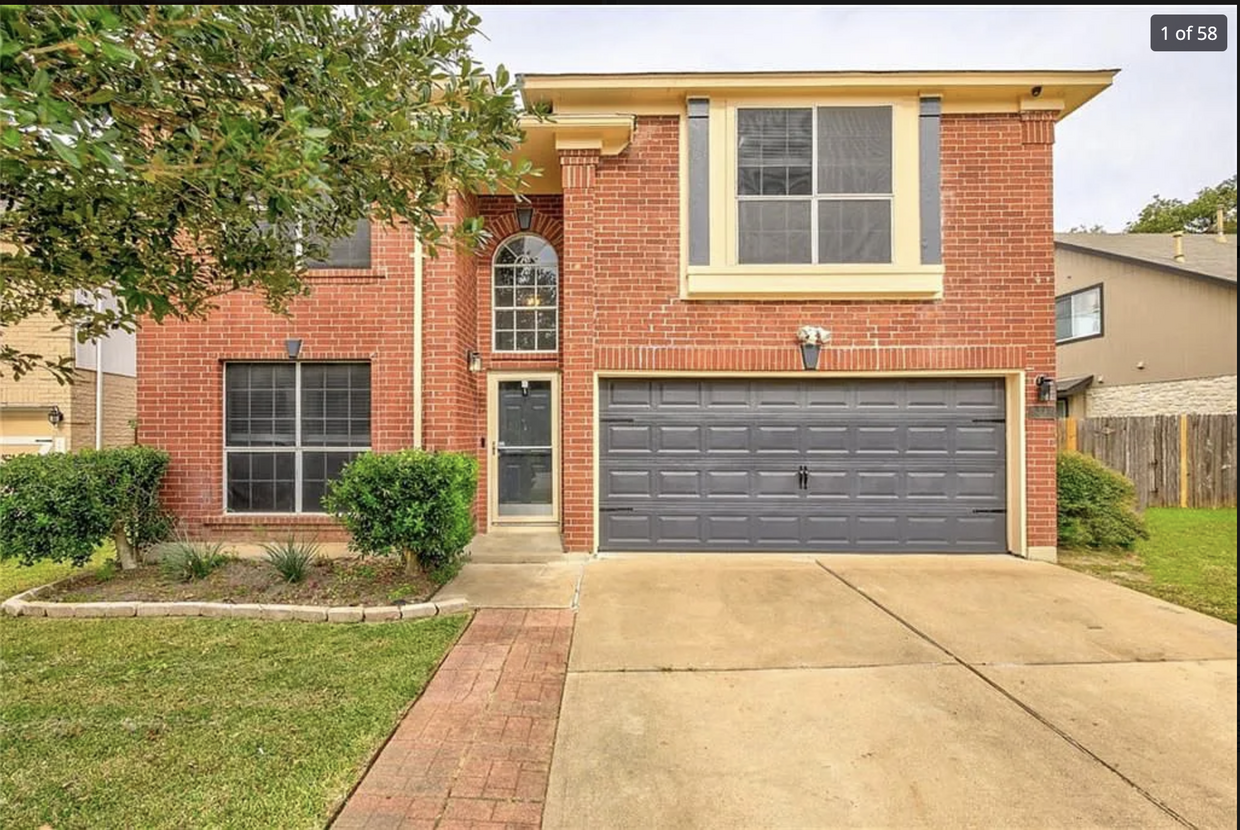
94,297,104,450
412,237,424,449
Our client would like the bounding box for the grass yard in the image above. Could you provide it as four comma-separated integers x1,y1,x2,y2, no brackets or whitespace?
1060,507,1238,624
0,547,112,598
0,554,468,829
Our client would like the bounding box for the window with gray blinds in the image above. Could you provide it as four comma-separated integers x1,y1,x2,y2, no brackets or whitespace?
737,106,893,265
224,362,370,513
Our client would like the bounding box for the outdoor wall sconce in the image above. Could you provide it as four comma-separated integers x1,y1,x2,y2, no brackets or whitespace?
514,204,534,232
1035,374,1056,402
285,338,303,360
47,405,65,427
796,325,831,371
466,350,483,373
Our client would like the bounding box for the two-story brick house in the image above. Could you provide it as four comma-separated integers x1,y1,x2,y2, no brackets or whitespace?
137,70,1115,560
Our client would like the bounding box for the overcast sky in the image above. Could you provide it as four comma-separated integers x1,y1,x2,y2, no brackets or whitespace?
470,5,1237,232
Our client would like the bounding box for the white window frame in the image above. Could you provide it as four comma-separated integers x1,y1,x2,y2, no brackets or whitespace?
735,105,894,266
1055,284,1104,344
491,233,559,354
222,361,371,514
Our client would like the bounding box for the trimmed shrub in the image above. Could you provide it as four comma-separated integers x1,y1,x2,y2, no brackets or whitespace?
324,450,478,575
0,446,171,570
263,537,320,583
1057,451,1149,550
161,541,231,582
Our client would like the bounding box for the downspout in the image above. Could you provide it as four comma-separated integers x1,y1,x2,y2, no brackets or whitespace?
412,237,423,449
94,296,104,450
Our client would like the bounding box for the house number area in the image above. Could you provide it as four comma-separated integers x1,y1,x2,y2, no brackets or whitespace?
1150,14,1228,51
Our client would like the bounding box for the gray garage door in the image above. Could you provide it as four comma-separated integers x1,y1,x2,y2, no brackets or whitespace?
599,378,1007,553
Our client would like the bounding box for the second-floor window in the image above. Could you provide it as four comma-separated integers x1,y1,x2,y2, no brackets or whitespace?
1056,285,1103,343
737,106,892,265
306,218,371,270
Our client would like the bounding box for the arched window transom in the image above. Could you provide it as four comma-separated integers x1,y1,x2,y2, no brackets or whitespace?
493,234,558,352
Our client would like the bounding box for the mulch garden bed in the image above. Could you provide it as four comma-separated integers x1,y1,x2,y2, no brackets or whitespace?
44,557,438,606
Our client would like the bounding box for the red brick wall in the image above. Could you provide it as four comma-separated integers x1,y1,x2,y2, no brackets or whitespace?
137,222,416,540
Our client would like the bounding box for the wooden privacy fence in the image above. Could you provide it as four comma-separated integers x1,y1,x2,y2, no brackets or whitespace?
1058,415,1237,509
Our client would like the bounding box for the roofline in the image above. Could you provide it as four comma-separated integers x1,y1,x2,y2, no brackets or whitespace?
518,69,1118,119
1054,240,1238,289
519,69,1120,82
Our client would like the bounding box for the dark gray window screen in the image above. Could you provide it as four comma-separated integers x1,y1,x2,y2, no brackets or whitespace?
737,105,893,265
737,108,813,196
817,107,892,194
818,200,892,264
306,218,371,270
493,235,558,352
225,362,370,513
739,201,812,264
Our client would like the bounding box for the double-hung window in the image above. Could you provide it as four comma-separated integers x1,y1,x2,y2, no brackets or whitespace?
224,362,371,513
306,218,371,270
737,106,892,265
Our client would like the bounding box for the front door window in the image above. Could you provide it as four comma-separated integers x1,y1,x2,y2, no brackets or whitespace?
496,380,554,518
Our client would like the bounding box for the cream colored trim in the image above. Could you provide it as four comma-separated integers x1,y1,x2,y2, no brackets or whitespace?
412,237,424,449
683,96,930,299
685,266,944,300
486,370,562,529
1019,95,1066,112
1027,546,1058,563
520,113,634,156
1006,372,1028,558
678,109,688,301
594,370,1028,557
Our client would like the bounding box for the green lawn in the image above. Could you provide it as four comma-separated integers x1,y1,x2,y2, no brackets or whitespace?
1060,507,1238,624
0,547,112,598
0,555,468,829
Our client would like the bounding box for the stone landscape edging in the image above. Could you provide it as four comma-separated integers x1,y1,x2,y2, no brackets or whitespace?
1,582,469,622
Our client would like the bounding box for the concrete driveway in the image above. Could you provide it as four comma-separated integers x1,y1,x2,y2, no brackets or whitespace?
544,555,1237,829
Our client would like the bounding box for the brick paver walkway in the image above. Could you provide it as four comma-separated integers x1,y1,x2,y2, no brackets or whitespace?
333,609,575,830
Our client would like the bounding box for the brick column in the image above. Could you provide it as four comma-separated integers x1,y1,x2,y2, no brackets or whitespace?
559,150,600,553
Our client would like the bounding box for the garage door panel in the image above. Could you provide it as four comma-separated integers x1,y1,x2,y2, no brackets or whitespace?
655,424,701,453
599,378,1007,553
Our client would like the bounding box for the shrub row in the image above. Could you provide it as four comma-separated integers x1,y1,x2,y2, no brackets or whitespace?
1057,451,1148,550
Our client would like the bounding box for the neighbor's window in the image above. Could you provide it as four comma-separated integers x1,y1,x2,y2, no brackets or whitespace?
306,218,371,270
737,106,892,265
493,235,558,352
224,362,371,513
1056,286,1103,343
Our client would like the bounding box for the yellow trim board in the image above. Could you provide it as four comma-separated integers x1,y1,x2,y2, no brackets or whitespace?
684,267,944,300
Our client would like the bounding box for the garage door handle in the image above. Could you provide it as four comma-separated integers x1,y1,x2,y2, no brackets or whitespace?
798,465,808,490
600,506,635,513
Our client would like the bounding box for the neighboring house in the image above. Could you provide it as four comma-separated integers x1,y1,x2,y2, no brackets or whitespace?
0,302,137,459
1054,232,1237,418
137,69,1115,561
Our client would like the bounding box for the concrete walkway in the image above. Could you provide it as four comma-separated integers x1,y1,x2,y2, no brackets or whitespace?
546,555,1237,829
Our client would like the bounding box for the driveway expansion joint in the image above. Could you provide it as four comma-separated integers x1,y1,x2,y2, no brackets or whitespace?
815,560,1199,830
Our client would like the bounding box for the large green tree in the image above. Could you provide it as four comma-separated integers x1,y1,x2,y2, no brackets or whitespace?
1,5,530,380
1125,174,1237,234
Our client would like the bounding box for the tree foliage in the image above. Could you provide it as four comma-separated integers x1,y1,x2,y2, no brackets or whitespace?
1057,451,1148,551
1125,174,1237,234
1,5,530,379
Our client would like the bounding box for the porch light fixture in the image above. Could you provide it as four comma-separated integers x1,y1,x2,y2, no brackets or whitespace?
1035,374,1056,402
47,405,65,427
285,338,303,360
466,350,483,373
514,204,534,232
796,326,831,371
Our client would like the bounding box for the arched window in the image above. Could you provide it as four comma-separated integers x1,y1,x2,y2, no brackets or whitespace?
492,235,558,352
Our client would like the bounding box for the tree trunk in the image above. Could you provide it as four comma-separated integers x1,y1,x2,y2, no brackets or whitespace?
402,551,421,578
113,526,141,570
